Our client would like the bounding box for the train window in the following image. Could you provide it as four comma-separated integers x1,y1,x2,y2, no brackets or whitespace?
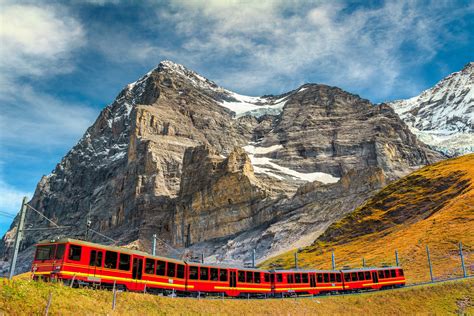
365,272,371,280
378,271,384,278
384,270,390,278
68,245,82,261
288,274,294,284
156,260,166,275
210,268,219,281
336,274,341,282
276,274,282,283
351,273,358,281
399,269,404,276
55,244,65,259
189,266,198,280
238,271,245,282
167,263,176,277
323,274,329,283
317,274,323,283
344,273,350,282
302,273,308,283
254,272,261,284
145,258,155,274
118,253,130,271
330,274,335,282
295,273,301,283
200,267,209,280
390,270,396,278
265,274,270,283
105,251,118,269
246,271,253,283
89,250,102,267
220,269,228,282
36,245,54,260
358,272,364,280
177,264,185,278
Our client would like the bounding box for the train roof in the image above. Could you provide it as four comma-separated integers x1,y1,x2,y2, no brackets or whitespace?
340,267,403,272
270,267,403,273
36,238,185,264
186,261,268,272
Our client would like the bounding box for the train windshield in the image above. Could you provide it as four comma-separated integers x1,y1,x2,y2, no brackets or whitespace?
35,245,55,260
34,244,65,261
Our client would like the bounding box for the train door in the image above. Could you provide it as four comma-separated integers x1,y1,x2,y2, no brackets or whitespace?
88,249,103,285
132,258,143,280
372,271,378,284
229,270,237,288
310,273,316,288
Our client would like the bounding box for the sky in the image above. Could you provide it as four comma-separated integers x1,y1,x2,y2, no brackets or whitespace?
0,0,473,235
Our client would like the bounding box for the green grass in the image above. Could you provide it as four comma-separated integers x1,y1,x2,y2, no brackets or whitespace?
0,277,473,315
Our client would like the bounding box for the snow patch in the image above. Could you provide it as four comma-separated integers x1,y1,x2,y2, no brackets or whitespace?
243,143,339,184
220,92,288,118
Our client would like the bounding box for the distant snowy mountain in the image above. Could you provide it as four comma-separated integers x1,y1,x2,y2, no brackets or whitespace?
388,62,473,157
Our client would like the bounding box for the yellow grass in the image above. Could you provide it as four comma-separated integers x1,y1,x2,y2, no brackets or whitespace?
261,154,474,284
0,277,473,315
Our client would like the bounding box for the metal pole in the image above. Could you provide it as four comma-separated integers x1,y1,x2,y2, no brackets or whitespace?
152,234,157,256
201,253,204,264
44,291,52,316
331,252,336,270
395,250,399,266
426,245,434,282
9,197,28,280
294,252,298,270
252,249,256,268
112,280,117,310
362,258,365,268
459,242,467,278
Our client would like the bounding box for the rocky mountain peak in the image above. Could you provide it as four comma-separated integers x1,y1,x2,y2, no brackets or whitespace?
1,61,443,273
388,62,473,156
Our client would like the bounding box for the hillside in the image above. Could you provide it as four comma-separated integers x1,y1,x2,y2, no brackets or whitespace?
0,278,472,315
261,154,474,283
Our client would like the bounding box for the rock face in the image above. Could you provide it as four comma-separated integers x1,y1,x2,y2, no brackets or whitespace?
388,62,473,157
0,61,442,274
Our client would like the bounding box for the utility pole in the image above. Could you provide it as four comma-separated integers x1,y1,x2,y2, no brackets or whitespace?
331,252,336,270
459,242,467,278
252,249,256,268
294,251,298,270
426,245,434,282
152,234,157,256
362,257,365,268
9,197,28,280
395,250,399,266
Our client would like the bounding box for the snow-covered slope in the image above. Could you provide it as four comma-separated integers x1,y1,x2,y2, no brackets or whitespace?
388,62,473,157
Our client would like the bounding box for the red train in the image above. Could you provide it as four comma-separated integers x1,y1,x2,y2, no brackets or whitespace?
31,238,405,297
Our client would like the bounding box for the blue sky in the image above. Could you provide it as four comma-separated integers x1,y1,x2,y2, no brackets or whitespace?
0,0,473,235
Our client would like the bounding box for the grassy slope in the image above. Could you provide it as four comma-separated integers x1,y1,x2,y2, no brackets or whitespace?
261,154,474,284
0,278,473,315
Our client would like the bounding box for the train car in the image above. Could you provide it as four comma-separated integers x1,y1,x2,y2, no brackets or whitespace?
341,267,406,291
270,270,344,296
32,238,187,293
186,263,271,297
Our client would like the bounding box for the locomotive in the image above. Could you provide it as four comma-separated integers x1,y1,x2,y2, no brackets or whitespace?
31,238,406,297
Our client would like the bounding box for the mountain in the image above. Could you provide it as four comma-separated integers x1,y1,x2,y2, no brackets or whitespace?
261,154,474,283
388,62,473,157
0,61,442,274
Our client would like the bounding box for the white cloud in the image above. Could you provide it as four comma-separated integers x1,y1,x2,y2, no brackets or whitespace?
0,180,30,215
0,3,85,80
155,1,473,100
0,84,97,149
0,2,96,149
